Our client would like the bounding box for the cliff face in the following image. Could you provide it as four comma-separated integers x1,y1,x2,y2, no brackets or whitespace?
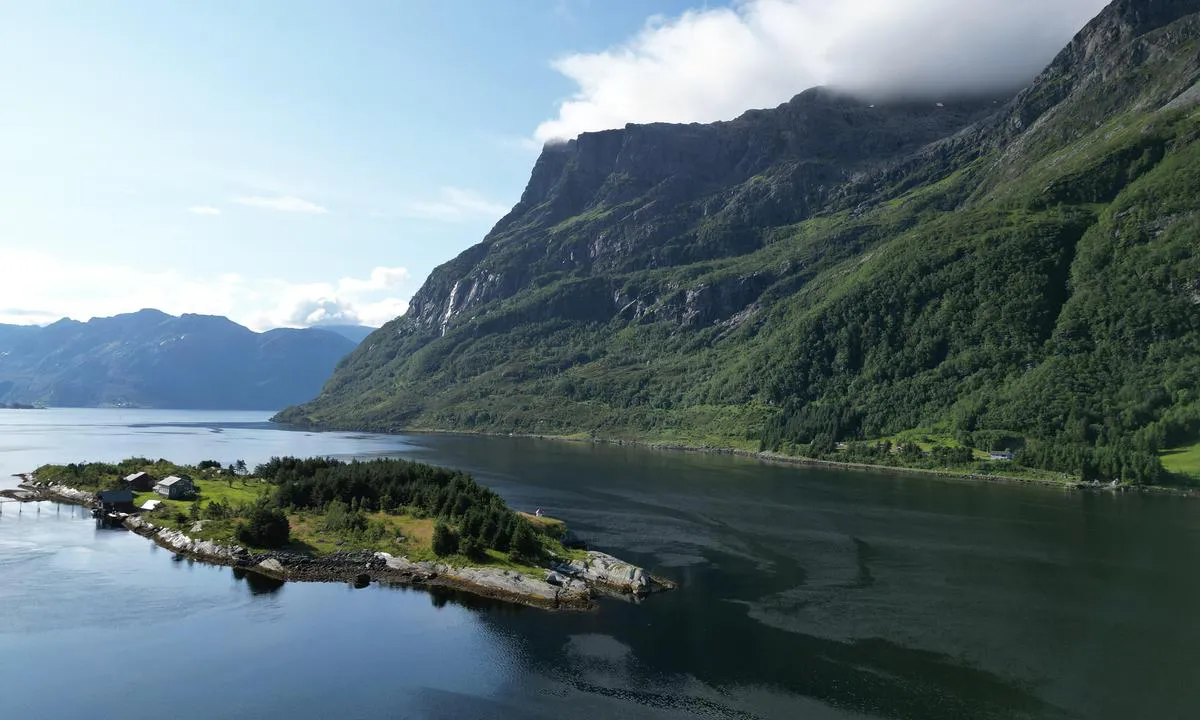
401,90,1002,338
282,0,1200,481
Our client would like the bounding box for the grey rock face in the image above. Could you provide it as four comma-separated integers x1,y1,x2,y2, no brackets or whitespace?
561,551,651,594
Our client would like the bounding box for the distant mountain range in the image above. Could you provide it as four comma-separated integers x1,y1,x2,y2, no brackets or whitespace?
0,310,372,410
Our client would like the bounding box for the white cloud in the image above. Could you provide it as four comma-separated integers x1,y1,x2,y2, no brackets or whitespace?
187,206,221,216
285,297,363,327
0,307,60,325
282,296,409,329
232,195,329,214
404,187,510,222
535,0,1108,142
0,248,409,331
337,266,410,294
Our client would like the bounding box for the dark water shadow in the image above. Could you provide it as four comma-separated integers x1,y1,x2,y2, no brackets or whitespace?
376,580,532,616
232,566,286,596
478,550,1070,720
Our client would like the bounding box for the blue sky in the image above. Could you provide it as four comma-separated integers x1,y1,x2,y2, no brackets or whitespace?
0,0,1106,330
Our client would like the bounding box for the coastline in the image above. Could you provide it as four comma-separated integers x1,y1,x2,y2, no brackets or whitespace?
285,421,1198,498
5,478,673,611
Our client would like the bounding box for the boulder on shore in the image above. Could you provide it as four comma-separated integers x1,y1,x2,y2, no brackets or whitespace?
560,551,651,594
257,558,286,576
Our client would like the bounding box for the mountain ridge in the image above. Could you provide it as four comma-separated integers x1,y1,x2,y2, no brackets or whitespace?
281,0,1200,484
0,311,360,410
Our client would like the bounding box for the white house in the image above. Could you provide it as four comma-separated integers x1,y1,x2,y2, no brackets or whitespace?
989,450,1014,461
154,475,196,500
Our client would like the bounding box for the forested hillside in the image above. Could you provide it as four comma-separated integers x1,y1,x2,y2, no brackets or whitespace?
280,0,1200,484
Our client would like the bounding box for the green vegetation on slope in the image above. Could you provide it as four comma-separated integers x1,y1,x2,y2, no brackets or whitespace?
280,3,1200,487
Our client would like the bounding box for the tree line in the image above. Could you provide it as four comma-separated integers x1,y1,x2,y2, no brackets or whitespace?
257,456,540,558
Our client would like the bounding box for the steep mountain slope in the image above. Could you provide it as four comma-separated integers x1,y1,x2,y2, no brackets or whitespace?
0,310,358,409
282,0,1200,483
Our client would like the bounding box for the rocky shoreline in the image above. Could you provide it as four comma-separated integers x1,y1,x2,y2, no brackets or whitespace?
133,515,673,610
7,478,674,611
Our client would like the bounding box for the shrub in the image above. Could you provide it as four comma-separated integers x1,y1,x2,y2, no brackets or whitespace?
510,521,540,561
491,517,513,552
931,446,974,464
460,535,486,560
324,499,368,534
237,506,290,548
432,522,459,556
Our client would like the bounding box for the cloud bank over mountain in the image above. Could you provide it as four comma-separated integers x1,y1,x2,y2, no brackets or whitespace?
535,0,1107,142
0,248,409,331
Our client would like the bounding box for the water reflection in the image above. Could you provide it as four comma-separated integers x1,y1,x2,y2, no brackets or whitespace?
377,580,531,615
479,597,1062,720
232,566,286,596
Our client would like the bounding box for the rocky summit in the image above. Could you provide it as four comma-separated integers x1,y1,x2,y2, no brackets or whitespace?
280,0,1200,484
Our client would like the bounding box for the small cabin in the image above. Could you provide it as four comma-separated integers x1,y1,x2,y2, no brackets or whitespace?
154,475,196,500
96,490,136,513
989,450,1014,461
123,471,156,492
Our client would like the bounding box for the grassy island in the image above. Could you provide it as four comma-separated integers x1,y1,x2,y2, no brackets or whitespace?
33,456,585,576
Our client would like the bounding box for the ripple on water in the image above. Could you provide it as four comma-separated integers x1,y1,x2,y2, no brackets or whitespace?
565,633,634,665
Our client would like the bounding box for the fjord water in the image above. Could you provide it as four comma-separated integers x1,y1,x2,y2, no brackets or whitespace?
2,411,1198,719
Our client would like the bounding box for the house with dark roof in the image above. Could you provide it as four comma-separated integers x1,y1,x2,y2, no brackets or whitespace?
96,490,136,513
123,471,156,492
154,475,196,500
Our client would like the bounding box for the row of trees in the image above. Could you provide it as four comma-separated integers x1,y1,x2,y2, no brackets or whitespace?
1016,440,1165,485
432,515,539,560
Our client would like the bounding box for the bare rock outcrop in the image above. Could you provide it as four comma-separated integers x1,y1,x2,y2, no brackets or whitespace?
124,515,250,563
558,551,651,594
376,553,592,609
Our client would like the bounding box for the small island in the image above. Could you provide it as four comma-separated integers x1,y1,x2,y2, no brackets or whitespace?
7,457,674,609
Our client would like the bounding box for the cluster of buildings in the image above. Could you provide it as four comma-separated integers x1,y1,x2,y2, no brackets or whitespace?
94,471,197,516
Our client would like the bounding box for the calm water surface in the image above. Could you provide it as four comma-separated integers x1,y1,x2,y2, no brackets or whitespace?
1,409,1198,719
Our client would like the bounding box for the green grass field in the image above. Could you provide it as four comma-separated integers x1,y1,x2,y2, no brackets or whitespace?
1161,443,1200,479
133,477,269,514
